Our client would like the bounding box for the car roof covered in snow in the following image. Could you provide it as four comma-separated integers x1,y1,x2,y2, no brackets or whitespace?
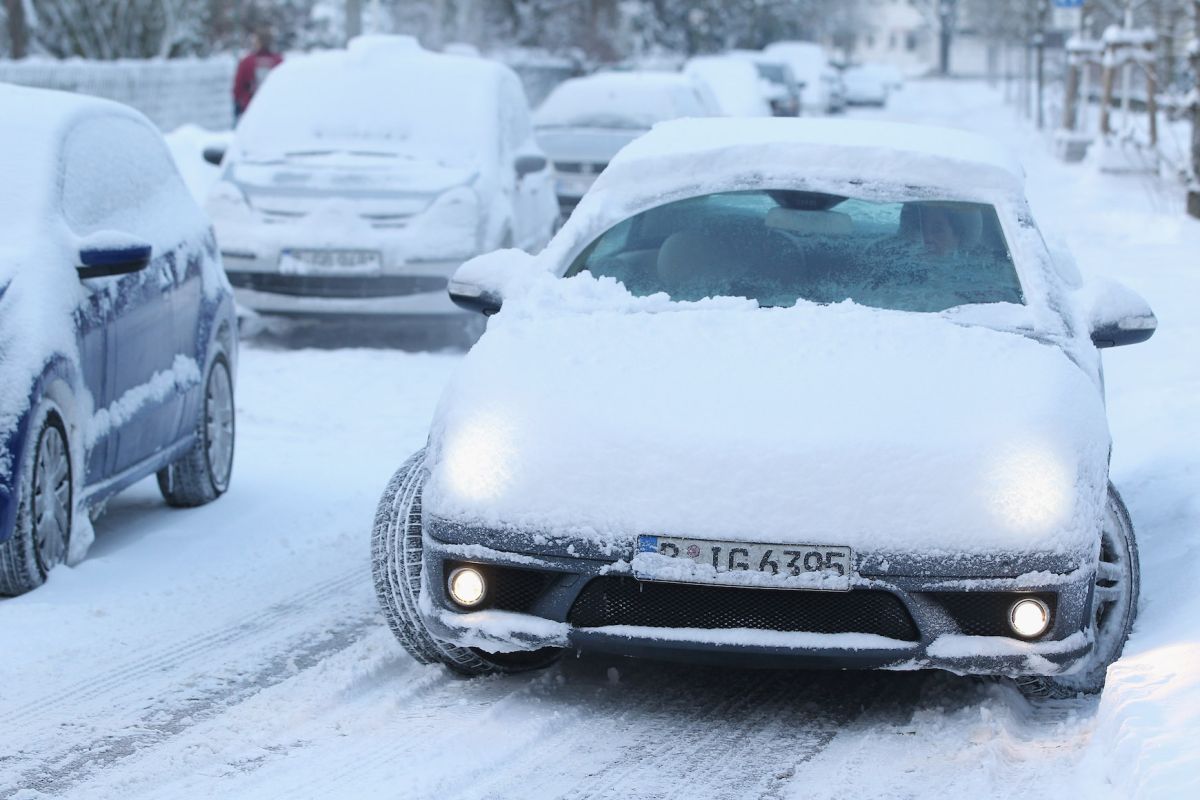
534,71,715,129
0,83,150,236
609,117,1025,189
234,36,526,163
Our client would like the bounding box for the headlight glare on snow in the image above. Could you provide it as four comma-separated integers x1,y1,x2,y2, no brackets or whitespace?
447,566,487,607
1009,597,1051,638
441,412,517,502
984,441,1074,535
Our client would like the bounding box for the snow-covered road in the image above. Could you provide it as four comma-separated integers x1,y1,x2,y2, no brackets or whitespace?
3,81,1197,800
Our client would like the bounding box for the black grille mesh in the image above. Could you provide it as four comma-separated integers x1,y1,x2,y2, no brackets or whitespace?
930,591,1057,637
568,578,920,641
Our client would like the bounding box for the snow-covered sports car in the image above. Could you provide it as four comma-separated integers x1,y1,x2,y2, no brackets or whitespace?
372,119,1156,698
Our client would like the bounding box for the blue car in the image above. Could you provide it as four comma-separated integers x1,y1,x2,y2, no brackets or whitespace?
0,86,238,595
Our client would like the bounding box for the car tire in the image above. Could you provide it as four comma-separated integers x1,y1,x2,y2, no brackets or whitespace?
0,407,73,596
1016,484,1139,699
157,353,235,508
371,449,561,676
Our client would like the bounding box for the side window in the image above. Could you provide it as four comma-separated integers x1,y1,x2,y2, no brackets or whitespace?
60,115,191,242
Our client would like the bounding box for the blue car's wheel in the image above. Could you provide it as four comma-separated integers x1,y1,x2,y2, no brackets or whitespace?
0,407,73,596
1016,484,1139,699
157,353,235,508
371,450,560,676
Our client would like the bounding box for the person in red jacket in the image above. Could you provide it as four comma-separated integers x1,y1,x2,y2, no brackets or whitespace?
233,30,283,121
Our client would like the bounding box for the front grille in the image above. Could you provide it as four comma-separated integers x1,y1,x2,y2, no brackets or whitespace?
227,272,446,299
930,591,1057,637
555,161,582,173
568,578,920,641
445,561,554,613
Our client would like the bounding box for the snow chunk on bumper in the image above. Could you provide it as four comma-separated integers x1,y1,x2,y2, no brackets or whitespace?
425,301,1109,558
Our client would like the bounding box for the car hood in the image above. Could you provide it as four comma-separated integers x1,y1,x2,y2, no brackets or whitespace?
424,301,1110,559
229,154,477,209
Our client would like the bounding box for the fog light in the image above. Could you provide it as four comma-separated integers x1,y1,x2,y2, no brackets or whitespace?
447,566,487,608
1009,597,1051,639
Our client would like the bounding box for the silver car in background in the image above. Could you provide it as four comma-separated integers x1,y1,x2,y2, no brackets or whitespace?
206,36,559,319
534,72,719,213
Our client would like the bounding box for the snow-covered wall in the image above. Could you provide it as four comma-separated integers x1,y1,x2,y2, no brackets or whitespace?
0,57,235,131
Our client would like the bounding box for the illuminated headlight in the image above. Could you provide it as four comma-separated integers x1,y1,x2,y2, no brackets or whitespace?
984,442,1074,534
1009,597,1051,638
447,566,487,607
441,413,517,502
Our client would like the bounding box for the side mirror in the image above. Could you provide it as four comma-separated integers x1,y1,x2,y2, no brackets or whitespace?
78,232,152,279
1082,278,1157,348
515,153,548,179
202,144,227,166
447,248,542,315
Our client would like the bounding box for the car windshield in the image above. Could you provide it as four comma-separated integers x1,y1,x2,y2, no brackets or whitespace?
755,63,787,84
566,190,1024,312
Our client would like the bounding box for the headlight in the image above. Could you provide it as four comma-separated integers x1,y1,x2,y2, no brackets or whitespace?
441,412,517,502
984,441,1074,534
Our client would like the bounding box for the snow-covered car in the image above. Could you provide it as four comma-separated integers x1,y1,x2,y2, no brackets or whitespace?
683,56,774,117
0,86,238,595
729,50,802,116
206,36,558,318
764,41,843,114
534,72,718,212
372,118,1157,699
842,64,891,107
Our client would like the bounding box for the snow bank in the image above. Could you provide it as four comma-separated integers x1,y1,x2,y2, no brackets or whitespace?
425,283,1109,559
165,125,232,203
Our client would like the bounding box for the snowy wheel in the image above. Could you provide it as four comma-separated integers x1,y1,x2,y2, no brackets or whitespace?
371,450,560,676
157,353,235,508
0,407,73,596
1016,484,1139,699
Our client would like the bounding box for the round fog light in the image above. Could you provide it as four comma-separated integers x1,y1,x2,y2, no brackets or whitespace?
1009,597,1051,639
447,566,487,608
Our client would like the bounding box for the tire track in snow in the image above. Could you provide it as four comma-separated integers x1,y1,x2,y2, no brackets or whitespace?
1,610,380,800
4,567,364,727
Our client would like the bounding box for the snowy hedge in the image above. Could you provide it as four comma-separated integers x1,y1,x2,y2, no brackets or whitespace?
0,56,235,131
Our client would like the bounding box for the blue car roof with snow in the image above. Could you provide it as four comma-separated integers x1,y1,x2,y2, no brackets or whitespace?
603,117,1026,198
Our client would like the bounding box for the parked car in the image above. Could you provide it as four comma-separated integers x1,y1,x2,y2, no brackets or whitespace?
764,41,843,114
205,36,558,319
842,64,891,107
534,72,719,213
0,86,238,595
373,118,1156,700
729,50,802,116
683,55,774,117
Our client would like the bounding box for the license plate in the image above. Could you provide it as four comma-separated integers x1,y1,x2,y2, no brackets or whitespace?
635,535,853,591
279,249,381,273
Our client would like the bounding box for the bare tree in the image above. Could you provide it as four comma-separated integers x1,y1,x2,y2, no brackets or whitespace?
4,0,29,57
1189,0,1200,217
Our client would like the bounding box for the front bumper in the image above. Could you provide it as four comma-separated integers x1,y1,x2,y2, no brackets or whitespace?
223,252,465,317
418,518,1096,677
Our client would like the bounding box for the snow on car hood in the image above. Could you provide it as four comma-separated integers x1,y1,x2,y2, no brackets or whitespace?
425,293,1110,558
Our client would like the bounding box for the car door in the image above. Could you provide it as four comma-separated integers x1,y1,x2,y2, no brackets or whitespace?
60,115,197,477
